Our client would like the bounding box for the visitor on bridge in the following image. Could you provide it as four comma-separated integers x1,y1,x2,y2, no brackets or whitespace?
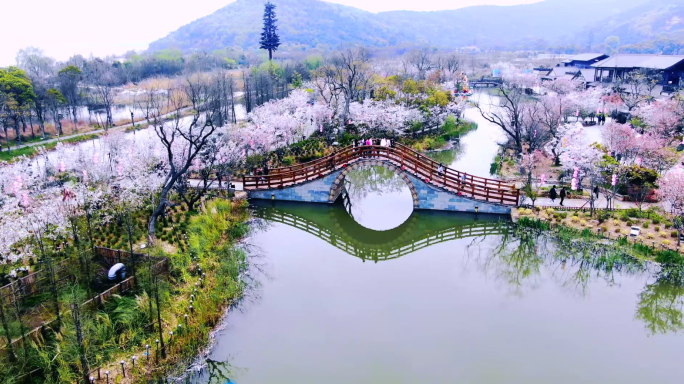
559,187,567,206
549,185,557,203
437,164,444,176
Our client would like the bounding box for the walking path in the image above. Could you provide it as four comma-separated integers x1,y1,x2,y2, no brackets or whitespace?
5,107,192,152
528,196,650,210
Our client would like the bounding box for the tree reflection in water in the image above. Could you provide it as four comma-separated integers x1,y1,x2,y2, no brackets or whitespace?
344,164,407,201
424,144,463,166
483,223,684,335
174,220,684,382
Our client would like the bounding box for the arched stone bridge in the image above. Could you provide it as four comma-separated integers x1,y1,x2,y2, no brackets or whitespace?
251,200,512,262
244,143,519,215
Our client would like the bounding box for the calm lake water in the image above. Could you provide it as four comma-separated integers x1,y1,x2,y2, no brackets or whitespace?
185,96,684,384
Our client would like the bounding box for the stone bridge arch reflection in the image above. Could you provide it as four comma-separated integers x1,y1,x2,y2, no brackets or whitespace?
251,200,511,262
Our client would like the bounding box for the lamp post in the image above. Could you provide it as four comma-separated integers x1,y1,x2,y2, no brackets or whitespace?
146,344,150,361
120,360,126,378
105,371,110,384
131,355,137,368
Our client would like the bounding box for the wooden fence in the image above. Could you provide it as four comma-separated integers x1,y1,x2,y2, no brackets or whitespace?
0,249,168,353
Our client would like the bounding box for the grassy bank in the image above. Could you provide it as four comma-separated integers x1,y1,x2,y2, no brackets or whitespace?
402,117,477,152
92,198,250,383
0,198,250,384
0,134,101,162
516,211,684,263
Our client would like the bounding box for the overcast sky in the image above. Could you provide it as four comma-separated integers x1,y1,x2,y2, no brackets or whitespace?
0,0,540,66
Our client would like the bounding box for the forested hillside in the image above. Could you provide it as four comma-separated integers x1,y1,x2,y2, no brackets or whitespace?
148,0,684,54
579,2,684,54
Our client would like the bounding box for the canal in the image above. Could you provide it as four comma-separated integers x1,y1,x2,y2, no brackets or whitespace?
189,94,684,384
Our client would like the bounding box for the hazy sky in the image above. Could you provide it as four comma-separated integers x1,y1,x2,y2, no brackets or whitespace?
0,0,541,66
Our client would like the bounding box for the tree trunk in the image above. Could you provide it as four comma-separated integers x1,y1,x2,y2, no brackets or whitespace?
0,301,16,362
12,289,29,360
154,281,166,359
47,258,61,328
13,117,21,145
71,303,90,384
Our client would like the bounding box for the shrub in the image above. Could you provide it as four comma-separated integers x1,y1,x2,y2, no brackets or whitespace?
647,233,655,239
580,220,587,226
546,208,555,215
672,231,679,238
652,218,661,225
655,226,661,232
665,223,673,229
558,212,568,219
642,221,650,229
660,231,669,238
614,227,622,233
571,216,580,223
663,240,672,246
600,226,608,233
626,220,634,226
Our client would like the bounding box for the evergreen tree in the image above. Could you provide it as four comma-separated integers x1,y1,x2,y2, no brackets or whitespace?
259,2,281,61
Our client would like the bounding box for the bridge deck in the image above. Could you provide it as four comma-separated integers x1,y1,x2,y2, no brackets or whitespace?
244,143,520,206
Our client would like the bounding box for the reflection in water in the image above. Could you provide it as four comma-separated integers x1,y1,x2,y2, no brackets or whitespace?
180,96,684,383
251,200,510,262
490,224,684,336
636,268,684,335
344,165,407,201
188,208,684,383
424,144,463,166
343,165,413,230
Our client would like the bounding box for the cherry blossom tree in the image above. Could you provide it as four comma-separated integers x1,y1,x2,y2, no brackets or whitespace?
561,128,605,214
474,63,539,154
658,168,684,246
634,98,683,138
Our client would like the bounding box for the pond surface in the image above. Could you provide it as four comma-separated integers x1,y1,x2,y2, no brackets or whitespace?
185,96,684,384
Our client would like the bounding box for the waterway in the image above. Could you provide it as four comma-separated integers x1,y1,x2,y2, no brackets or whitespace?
184,93,684,384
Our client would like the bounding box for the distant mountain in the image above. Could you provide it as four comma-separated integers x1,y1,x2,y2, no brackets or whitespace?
374,0,650,48
148,0,681,54
148,0,405,52
579,2,684,53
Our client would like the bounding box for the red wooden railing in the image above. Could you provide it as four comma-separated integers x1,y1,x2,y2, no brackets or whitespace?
243,143,520,206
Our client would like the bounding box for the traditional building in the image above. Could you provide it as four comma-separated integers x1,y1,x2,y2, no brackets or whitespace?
560,53,609,69
591,54,684,92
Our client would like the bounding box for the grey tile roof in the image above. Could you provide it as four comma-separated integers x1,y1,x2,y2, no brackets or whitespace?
567,53,607,62
592,54,684,70
579,69,596,81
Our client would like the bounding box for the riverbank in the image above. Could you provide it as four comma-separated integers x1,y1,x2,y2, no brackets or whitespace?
87,198,250,384
0,197,250,384
0,108,195,162
513,207,684,258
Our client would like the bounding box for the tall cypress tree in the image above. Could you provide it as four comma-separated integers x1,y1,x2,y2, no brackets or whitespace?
259,2,281,61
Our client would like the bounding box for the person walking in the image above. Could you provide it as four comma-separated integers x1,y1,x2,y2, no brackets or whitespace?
593,185,599,199
549,185,558,203
559,187,567,206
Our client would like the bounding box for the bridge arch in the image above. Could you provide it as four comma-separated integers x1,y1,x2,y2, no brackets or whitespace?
327,159,420,208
